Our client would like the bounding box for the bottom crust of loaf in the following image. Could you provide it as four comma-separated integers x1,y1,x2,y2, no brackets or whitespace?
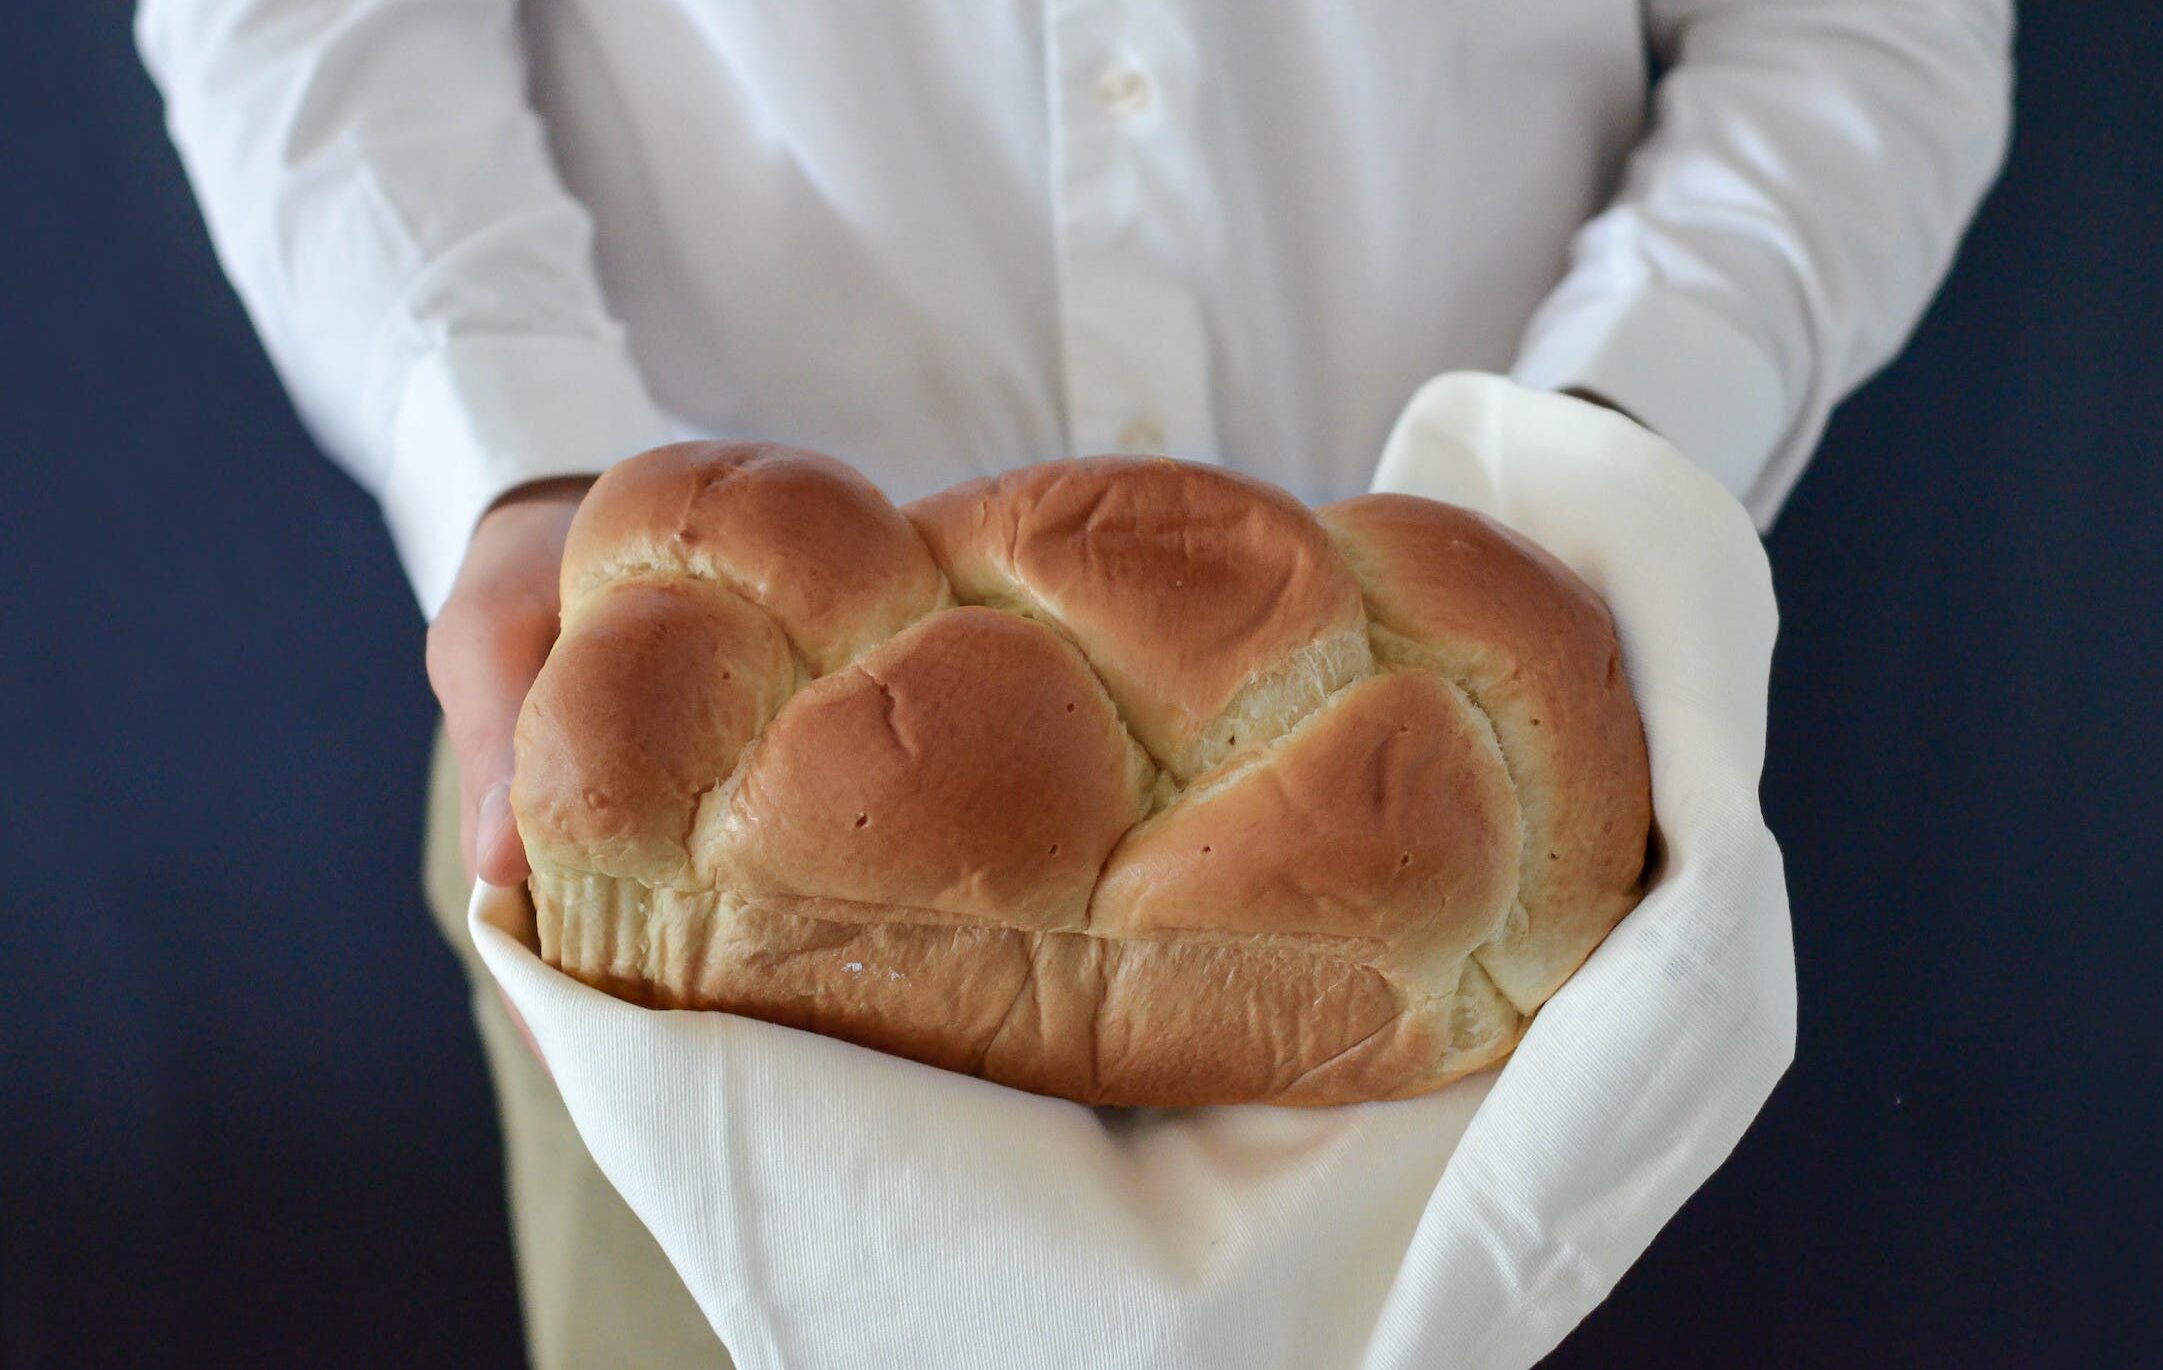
531,867,1525,1108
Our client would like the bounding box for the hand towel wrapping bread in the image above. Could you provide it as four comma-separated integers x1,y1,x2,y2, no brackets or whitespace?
511,423,1651,1107
470,374,1795,1368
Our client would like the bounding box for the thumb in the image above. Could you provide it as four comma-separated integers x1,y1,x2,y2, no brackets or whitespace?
475,769,522,888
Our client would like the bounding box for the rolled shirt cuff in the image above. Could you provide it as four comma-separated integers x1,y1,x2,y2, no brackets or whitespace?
380,335,681,621
1510,285,1789,525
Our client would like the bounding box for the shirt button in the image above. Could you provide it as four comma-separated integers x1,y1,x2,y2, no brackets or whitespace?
1117,417,1167,453
1097,63,1153,116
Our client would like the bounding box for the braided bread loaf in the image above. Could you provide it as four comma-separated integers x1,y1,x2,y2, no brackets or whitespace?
511,443,1652,1107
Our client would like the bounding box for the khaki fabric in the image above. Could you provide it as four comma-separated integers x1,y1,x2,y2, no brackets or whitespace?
423,723,733,1370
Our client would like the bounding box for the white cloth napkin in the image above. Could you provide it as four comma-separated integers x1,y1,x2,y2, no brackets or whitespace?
470,372,1796,1369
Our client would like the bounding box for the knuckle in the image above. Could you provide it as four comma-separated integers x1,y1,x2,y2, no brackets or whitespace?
424,600,487,689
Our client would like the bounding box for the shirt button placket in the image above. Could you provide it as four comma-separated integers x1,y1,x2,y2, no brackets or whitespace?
1045,1,1217,466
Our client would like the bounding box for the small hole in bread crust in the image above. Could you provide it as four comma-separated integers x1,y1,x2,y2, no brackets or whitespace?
1399,853,1412,867
1201,845,1213,855
1065,702,1076,713
1048,843,1060,856
855,813,869,829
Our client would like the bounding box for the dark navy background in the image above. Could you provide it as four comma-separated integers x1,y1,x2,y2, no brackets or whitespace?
3,9,2156,1367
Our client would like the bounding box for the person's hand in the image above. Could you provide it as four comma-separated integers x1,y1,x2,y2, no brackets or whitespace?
425,475,595,889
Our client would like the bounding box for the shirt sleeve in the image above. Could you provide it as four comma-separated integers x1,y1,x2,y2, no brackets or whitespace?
1509,0,2014,527
136,0,679,619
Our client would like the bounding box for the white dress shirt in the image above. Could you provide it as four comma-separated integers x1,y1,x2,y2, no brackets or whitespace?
138,0,2012,620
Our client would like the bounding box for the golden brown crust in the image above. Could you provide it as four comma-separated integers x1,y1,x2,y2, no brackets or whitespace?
904,458,1368,779
1316,495,1654,1010
511,578,795,885
529,871,1464,1109
696,607,1153,930
1090,671,1520,978
563,441,949,676
514,450,1652,1107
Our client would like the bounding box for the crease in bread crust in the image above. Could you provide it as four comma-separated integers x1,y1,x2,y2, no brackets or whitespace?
1365,622,1565,1017
518,452,1652,1107
974,940,1043,1076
